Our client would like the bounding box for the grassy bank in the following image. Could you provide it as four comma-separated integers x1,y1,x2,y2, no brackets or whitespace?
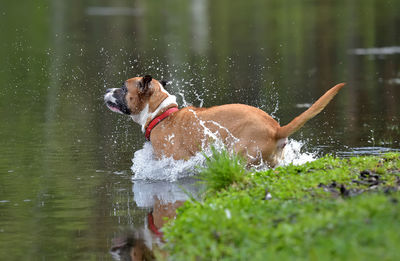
162,152,400,260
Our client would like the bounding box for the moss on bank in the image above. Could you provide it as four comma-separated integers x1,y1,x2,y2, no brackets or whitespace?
163,153,400,260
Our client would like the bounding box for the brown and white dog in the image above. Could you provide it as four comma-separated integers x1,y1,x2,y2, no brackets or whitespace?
104,75,344,167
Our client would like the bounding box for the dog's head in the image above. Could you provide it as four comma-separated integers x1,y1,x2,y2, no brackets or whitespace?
104,75,177,130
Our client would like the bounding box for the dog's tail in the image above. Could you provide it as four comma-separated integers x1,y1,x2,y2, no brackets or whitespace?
275,83,345,139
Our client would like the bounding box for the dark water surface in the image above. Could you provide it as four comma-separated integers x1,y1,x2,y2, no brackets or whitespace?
1,0,399,259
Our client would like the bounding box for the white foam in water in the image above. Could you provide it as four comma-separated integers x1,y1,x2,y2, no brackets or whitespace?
131,139,316,181
131,142,206,181
279,139,317,166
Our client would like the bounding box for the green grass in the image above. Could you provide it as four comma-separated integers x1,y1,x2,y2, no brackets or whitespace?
197,146,246,193
163,152,400,261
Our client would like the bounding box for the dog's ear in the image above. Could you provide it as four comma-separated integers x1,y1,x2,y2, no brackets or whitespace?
160,80,168,87
139,75,152,93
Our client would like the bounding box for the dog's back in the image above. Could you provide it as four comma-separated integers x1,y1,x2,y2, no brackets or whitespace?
156,83,345,166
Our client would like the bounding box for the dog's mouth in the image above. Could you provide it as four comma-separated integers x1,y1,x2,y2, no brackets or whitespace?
106,101,123,114
105,97,131,115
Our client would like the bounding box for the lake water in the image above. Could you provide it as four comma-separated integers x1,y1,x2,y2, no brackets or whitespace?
1,0,399,259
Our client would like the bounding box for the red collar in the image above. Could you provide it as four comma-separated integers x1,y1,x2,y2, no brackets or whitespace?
147,211,163,238
145,107,179,141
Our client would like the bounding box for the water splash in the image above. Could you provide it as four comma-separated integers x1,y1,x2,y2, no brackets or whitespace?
178,91,191,107
279,139,317,166
269,81,280,120
187,108,240,150
131,142,204,181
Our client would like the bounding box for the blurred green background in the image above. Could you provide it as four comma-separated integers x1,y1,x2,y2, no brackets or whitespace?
0,0,399,259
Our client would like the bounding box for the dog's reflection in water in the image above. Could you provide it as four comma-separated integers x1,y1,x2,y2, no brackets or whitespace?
110,178,199,261
110,233,154,261
110,199,183,260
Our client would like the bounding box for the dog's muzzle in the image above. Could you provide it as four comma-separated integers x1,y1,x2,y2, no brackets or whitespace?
104,88,131,115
